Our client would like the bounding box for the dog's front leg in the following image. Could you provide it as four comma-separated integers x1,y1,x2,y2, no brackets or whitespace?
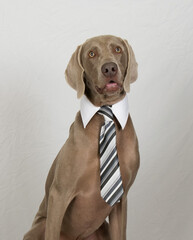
109,197,127,240
45,185,73,240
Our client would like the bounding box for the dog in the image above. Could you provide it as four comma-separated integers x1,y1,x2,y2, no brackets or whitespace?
23,35,140,240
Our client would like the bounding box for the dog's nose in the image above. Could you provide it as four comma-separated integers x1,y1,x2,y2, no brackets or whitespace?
101,62,118,77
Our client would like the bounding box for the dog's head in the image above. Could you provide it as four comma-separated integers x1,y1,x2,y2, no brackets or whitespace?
65,35,138,106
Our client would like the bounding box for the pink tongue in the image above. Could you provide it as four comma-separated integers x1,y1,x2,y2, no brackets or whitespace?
106,83,118,90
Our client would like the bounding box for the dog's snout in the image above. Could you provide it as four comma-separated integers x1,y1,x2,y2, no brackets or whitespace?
101,62,118,77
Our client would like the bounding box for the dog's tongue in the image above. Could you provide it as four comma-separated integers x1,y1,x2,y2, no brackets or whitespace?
105,82,118,91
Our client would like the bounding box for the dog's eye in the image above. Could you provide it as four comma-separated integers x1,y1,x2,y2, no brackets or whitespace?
88,51,95,58
115,47,122,53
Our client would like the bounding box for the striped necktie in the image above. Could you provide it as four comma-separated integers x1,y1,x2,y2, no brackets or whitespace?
98,106,124,206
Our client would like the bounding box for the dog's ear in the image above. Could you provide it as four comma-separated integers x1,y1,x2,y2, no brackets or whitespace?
65,45,85,98
123,40,138,92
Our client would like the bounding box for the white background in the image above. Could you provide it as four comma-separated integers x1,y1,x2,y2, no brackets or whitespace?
0,0,193,239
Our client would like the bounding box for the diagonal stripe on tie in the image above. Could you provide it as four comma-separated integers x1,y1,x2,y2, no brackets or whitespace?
100,142,116,167
100,146,117,173
103,177,122,200
98,106,113,121
101,168,121,197
101,122,114,143
100,153,119,183
100,130,116,157
100,157,119,189
100,123,115,155
100,122,111,143
107,184,124,206
98,105,124,206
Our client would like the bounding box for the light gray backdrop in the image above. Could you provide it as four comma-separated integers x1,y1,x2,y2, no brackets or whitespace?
0,0,193,239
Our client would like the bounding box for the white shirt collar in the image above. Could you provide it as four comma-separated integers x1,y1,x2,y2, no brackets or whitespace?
80,95,129,129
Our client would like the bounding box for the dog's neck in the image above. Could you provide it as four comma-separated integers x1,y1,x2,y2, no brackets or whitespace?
84,88,126,107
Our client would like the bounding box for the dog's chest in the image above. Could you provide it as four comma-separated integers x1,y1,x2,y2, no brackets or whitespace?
62,114,138,235
72,113,135,195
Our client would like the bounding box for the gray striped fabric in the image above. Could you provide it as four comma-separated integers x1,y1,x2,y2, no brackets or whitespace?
98,106,124,206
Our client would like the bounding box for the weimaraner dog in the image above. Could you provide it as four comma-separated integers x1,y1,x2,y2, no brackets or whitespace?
23,35,140,240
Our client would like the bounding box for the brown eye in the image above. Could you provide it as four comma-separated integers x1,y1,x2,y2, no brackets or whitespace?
88,51,95,58
115,46,122,53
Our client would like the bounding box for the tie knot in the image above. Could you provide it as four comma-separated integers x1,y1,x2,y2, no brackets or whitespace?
98,105,114,121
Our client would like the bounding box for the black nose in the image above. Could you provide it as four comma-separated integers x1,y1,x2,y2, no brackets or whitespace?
101,62,118,77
